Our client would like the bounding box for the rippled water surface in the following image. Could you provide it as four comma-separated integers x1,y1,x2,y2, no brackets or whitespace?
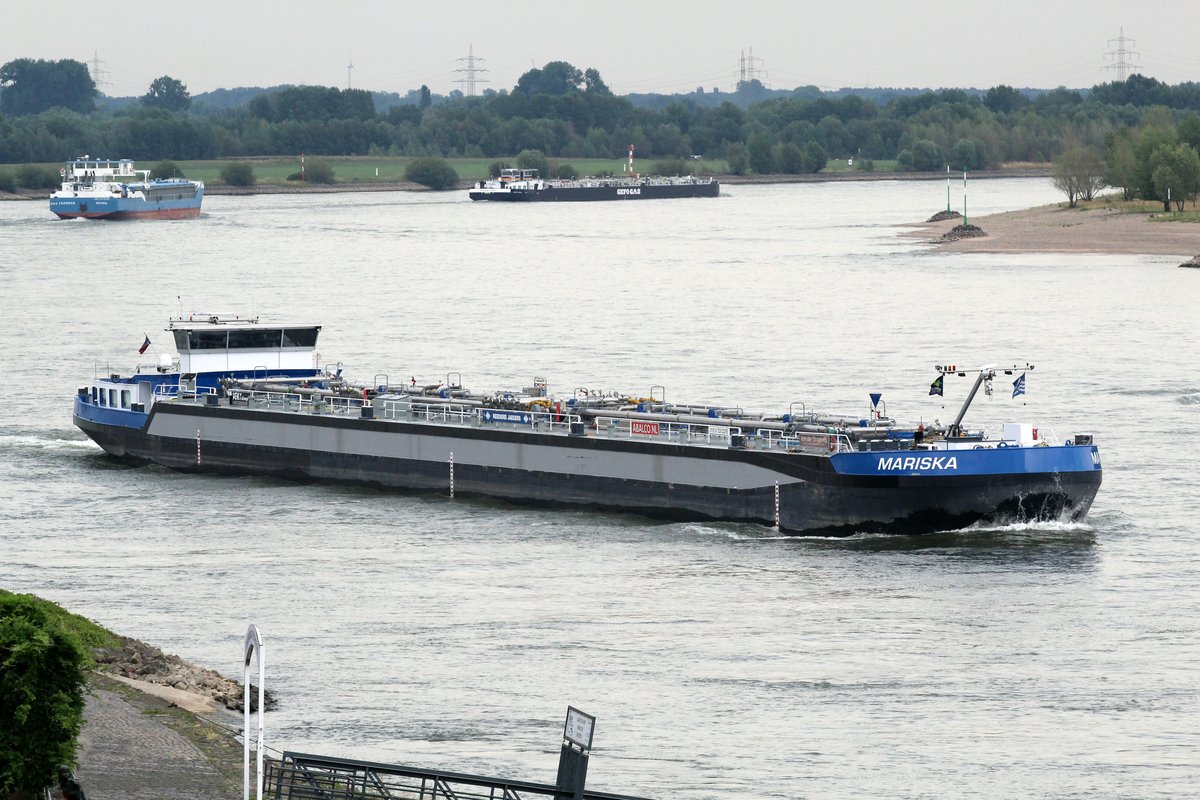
2,179,1198,799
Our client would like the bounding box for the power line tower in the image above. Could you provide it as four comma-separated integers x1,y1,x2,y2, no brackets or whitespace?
346,55,355,90
455,44,489,96
88,50,111,92
1103,27,1141,81
737,48,767,88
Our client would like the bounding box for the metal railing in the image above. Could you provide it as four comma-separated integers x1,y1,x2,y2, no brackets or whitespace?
263,752,653,800
593,417,739,446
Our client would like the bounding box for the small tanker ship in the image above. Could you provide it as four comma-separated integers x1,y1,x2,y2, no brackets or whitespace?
73,316,1102,536
50,157,203,220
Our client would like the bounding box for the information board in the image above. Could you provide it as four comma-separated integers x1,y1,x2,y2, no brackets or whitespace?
563,706,595,750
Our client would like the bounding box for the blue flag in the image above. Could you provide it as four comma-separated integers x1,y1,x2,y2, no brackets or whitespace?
929,375,943,396
1012,372,1026,398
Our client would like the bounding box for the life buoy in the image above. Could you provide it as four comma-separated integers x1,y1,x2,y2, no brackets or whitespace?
829,439,838,453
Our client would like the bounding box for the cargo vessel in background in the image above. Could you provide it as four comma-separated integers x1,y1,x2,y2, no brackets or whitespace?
469,146,719,202
50,157,204,220
73,316,1102,536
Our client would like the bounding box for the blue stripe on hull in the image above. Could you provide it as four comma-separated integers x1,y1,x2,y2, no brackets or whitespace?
831,445,1101,478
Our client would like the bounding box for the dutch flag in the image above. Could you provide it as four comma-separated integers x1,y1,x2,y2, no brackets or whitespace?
138,335,151,355
1012,372,1026,399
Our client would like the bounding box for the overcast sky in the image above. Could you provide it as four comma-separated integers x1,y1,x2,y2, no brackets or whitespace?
9,1,1199,98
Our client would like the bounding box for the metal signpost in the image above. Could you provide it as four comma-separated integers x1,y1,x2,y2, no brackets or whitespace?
556,706,596,800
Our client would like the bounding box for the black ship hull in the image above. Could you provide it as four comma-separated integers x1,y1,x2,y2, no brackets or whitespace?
75,403,1102,536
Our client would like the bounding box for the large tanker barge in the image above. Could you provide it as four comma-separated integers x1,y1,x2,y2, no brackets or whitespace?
73,316,1102,536
469,148,719,201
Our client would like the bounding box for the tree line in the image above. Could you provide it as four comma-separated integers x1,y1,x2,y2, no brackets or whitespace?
2,56,1200,205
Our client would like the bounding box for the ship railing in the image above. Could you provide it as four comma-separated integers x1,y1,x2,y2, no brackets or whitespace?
757,428,854,455
154,384,216,401
221,388,367,417
380,398,474,426
593,416,741,446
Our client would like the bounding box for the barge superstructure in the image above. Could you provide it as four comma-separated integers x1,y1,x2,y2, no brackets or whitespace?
73,316,1102,535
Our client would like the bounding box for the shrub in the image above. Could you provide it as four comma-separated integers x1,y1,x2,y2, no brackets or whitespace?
552,163,578,180
404,157,459,190
0,171,16,193
0,591,92,799
219,162,256,187
16,165,59,190
305,161,336,184
488,161,510,178
286,171,304,181
151,159,185,179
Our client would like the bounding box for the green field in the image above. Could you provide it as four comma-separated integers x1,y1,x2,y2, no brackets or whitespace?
3,155,730,186
2,154,929,188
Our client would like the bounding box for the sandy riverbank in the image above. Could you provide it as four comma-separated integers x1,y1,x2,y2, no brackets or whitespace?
904,204,1200,258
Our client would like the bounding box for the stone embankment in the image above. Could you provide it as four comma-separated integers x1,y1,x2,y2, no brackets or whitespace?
92,634,274,711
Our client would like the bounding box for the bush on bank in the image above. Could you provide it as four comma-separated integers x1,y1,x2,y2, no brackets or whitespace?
0,590,113,799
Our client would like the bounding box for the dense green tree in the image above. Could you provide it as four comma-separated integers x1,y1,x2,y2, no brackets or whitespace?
984,85,1030,114
404,156,459,189
951,138,983,170
1149,143,1200,210
0,58,95,115
726,141,748,175
909,139,943,171
0,592,88,799
250,85,374,123
418,85,432,110
747,131,774,173
142,75,191,111
552,162,578,179
1178,114,1200,152
1131,126,1178,199
516,62,585,96
775,142,804,174
1104,130,1138,199
802,141,828,173
584,68,610,95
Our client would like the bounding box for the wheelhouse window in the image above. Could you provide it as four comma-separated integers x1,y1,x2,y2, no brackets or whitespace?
282,327,319,347
188,330,228,349
228,329,282,349
121,390,131,409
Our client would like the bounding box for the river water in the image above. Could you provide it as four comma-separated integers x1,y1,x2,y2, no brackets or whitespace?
2,179,1198,799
